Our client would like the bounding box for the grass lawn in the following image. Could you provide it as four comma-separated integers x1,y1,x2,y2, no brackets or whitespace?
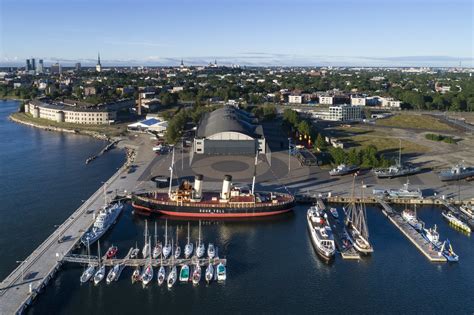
331,127,430,155
11,112,129,138
376,114,454,131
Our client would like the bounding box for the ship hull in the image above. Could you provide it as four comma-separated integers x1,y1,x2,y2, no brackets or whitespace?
306,219,335,261
439,171,474,181
375,169,420,179
132,198,295,218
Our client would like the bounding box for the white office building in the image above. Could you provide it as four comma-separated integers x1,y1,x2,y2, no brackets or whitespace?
328,104,362,122
288,95,303,104
350,95,366,106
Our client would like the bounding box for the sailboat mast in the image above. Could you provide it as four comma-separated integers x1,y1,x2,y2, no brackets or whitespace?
399,139,402,166
154,221,157,245
251,150,258,195
168,147,175,196
187,222,190,245
198,220,201,246
165,219,168,246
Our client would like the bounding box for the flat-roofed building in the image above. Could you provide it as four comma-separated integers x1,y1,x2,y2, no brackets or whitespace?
328,104,362,122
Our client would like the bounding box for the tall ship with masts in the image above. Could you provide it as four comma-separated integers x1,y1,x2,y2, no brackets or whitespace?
373,140,420,178
344,178,373,254
132,149,295,218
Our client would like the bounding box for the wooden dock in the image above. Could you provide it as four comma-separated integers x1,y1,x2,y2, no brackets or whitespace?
316,199,361,260
377,199,446,263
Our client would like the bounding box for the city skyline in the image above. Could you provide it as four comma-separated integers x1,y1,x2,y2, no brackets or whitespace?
1,0,473,67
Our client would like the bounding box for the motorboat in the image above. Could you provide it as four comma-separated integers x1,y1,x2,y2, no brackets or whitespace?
217,263,226,281
105,245,118,259
179,264,190,282
81,201,124,247
307,205,336,260
441,211,471,233
330,207,339,219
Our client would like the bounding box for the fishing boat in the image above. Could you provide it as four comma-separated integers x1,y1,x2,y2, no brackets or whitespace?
306,205,336,261
106,264,120,284
162,220,171,259
131,267,141,284
179,264,190,282
440,239,459,262
442,211,471,233
329,164,359,176
184,222,194,258
93,242,105,285
196,220,205,258
207,243,215,259
132,149,295,218
142,220,150,259
174,228,181,259
329,207,339,219
423,224,442,248
105,245,118,259
152,222,162,259
192,264,201,285
345,179,374,254
401,204,423,231
157,257,166,286
80,243,95,283
217,263,226,281
460,204,474,220
205,263,214,283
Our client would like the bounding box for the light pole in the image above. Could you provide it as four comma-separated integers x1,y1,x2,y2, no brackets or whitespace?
16,260,27,281
288,137,292,173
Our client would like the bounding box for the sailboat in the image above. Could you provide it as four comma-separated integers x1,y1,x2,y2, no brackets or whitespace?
207,243,215,259
345,179,374,254
131,267,141,284
157,256,166,286
174,227,181,259
106,263,120,284
192,264,201,285
205,260,214,283
196,220,205,258
152,221,162,259
93,241,106,285
162,219,171,259
167,239,177,288
141,236,154,286
184,222,194,258
142,220,150,259
130,242,140,259
80,242,95,283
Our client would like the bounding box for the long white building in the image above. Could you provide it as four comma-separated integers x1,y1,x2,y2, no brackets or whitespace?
328,104,362,122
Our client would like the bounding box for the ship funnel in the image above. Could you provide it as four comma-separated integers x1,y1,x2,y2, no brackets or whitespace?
194,174,203,199
221,175,232,200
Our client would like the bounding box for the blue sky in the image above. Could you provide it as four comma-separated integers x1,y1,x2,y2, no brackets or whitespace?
0,0,472,66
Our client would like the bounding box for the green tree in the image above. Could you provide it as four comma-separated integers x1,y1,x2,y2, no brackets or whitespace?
316,134,327,151
347,148,361,165
298,120,311,136
329,147,346,165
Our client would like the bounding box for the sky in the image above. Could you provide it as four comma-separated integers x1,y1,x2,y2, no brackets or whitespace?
0,0,473,67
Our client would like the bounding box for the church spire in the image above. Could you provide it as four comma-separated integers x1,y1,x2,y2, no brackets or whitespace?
97,52,101,65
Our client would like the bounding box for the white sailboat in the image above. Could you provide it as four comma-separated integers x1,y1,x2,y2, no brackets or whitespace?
184,222,194,258
205,261,214,283
80,243,95,283
196,220,205,258
162,219,171,259
93,241,105,285
131,267,141,284
174,227,181,259
167,239,177,288
157,256,166,286
207,243,215,259
141,237,154,286
106,264,120,284
142,220,150,259
192,264,201,285
152,221,162,259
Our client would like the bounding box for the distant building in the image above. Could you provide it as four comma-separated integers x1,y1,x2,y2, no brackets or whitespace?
96,52,102,72
75,63,81,71
127,118,168,133
84,86,97,96
37,60,44,74
350,95,366,106
31,58,36,71
319,95,334,105
25,59,31,72
328,104,362,121
25,99,134,125
288,95,303,104
381,97,401,108
50,63,62,75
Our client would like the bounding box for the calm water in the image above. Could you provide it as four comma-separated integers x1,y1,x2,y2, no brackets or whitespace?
1,100,473,314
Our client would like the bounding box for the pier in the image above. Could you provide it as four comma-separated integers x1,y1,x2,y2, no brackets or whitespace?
316,199,360,260
377,199,446,263
0,138,157,315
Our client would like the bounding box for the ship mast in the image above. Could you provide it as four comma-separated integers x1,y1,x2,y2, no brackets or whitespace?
168,146,175,197
251,150,258,195
345,174,357,226
399,139,402,166
359,181,369,239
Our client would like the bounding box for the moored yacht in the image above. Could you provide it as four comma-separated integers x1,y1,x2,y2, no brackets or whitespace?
179,264,190,282
80,265,95,284
460,204,474,220
217,263,226,281
205,263,214,283
192,264,201,285
306,206,336,261
207,243,215,259
81,201,123,247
